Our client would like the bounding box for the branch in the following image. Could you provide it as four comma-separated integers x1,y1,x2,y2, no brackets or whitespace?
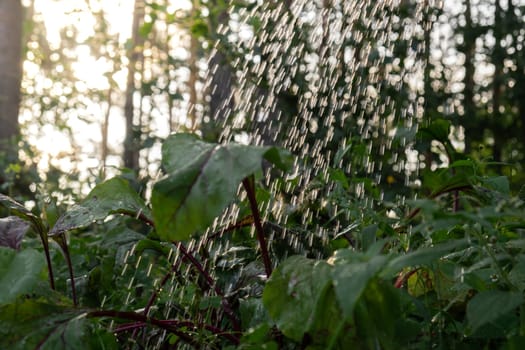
143,252,183,317
406,184,473,221
88,309,240,345
242,176,272,277
117,209,155,226
176,242,241,332
203,215,254,242
53,233,77,306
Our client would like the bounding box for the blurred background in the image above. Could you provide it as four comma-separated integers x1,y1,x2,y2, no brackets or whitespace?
0,0,524,202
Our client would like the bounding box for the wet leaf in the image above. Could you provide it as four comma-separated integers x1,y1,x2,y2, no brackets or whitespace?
262,256,331,341
152,133,292,241
354,280,404,349
0,194,44,233
386,239,469,273
50,177,151,236
0,194,35,219
418,118,451,144
449,159,476,170
0,216,30,250
482,176,510,195
431,173,471,197
466,290,523,334
0,247,45,304
238,323,278,349
0,298,117,350
331,253,388,318
239,298,271,330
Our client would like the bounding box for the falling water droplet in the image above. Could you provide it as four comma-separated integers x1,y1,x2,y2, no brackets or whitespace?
116,1,438,345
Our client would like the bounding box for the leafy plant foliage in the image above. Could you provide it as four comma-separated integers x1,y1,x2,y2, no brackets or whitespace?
1,132,525,349
152,133,291,241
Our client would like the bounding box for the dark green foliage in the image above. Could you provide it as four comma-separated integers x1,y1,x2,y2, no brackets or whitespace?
0,247,45,304
50,177,152,236
0,133,524,349
152,133,292,241
0,298,118,350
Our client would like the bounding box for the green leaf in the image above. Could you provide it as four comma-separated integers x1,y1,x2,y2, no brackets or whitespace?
360,224,379,251
101,226,145,248
418,118,451,143
152,133,292,241
466,290,523,334
139,21,154,37
449,159,476,170
502,336,525,350
0,194,44,233
239,298,271,329
431,173,471,197
135,238,172,256
0,194,35,220
0,247,45,304
331,253,388,318
148,2,166,11
161,133,215,173
328,168,349,189
190,18,208,37
262,256,332,341
386,239,469,274
355,280,404,349
482,176,510,195
238,324,278,350
261,146,293,172
50,177,151,236
509,262,525,292
0,298,117,350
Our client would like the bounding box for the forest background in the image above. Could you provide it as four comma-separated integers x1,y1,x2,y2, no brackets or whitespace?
0,0,523,196
2,0,525,349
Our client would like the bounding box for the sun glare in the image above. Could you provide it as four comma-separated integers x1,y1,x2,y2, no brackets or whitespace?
22,1,196,187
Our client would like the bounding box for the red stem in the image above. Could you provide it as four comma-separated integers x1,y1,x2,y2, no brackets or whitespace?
88,309,240,345
143,253,183,317
406,184,472,221
176,242,241,332
117,209,155,226
54,233,77,306
38,232,55,290
394,268,420,288
242,176,273,278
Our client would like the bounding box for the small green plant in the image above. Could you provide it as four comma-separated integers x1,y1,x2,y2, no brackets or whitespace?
1,131,524,349
257,119,525,349
0,133,292,349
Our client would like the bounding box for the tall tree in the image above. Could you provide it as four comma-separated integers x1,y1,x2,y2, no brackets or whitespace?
201,0,234,141
123,0,145,171
0,0,23,156
491,0,504,163
461,0,476,154
510,1,525,150
187,0,200,131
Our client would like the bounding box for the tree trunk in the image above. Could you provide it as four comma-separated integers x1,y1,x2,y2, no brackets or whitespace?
509,0,525,149
101,88,113,178
0,0,23,155
462,0,475,154
202,0,234,141
188,0,200,131
123,0,145,171
492,0,503,163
